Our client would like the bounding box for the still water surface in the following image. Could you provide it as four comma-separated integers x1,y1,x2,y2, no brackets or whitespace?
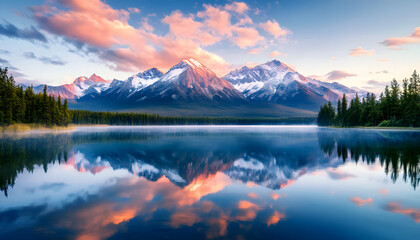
0,126,419,239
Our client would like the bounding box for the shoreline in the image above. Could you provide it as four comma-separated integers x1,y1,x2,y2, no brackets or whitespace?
1,123,109,132
326,126,420,130
2,123,419,133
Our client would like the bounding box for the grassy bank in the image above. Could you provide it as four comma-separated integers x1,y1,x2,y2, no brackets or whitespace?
1,123,76,132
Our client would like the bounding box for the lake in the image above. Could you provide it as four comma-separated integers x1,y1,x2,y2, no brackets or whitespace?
0,126,419,239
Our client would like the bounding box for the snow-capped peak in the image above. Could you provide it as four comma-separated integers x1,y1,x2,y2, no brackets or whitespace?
88,73,107,82
260,59,295,73
182,58,204,68
73,74,107,85
125,68,163,93
73,76,87,84
160,59,214,82
137,68,163,79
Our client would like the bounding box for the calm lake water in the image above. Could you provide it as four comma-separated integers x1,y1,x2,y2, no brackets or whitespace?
0,126,419,240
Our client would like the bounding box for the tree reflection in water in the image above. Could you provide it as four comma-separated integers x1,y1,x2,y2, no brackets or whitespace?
1,128,419,197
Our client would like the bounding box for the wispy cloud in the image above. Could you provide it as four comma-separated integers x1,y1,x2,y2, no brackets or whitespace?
376,70,388,74
381,27,420,49
349,46,375,56
377,58,390,62
23,52,66,66
0,58,32,84
0,22,47,43
0,57,18,70
385,202,420,223
247,48,262,54
362,79,388,94
366,79,387,87
309,70,357,81
325,70,357,81
0,57,10,65
270,50,283,58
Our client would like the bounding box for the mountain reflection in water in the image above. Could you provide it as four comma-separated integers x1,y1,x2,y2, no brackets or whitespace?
0,126,419,239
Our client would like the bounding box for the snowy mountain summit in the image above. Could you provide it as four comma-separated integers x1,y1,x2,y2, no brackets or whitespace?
34,58,368,113
224,59,367,110
33,73,110,100
127,59,245,103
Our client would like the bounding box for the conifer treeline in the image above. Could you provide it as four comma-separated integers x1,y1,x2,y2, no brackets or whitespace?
318,70,420,127
0,67,71,126
71,110,315,125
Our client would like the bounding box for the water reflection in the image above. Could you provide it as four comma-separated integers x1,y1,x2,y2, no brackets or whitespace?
317,129,420,188
0,126,419,239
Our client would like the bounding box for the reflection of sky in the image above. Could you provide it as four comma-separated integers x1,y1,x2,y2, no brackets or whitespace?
1,157,419,239
0,127,419,239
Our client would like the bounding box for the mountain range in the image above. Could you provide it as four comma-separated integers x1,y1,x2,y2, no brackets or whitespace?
30,59,368,117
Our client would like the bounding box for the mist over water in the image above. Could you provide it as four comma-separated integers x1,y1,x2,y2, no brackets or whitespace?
0,126,419,239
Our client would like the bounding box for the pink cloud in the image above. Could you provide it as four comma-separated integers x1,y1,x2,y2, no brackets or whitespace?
232,26,264,48
32,0,131,48
128,7,140,14
237,15,253,26
197,4,232,37
225,2,249,14
381,27,420,49
350,197,373,207
270,50,283,58
349,47,375,56
259,20,288,38
30,0,284,75
386,202,420,223
377,58,390,62
162,10,220,46
248,48,262,54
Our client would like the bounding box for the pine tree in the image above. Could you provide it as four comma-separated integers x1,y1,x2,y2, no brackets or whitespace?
353,93,362,126
42,85,52,126
63,99,70,126
13,86,26,123
327,101,335,125
341,94,348,126
336,99,342,125
1,68,15,125
390,79,400,121
382,85,391,120
57,95,64,126
24,87,36,123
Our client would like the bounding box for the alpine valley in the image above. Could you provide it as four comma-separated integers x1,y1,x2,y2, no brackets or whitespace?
31,59,368,117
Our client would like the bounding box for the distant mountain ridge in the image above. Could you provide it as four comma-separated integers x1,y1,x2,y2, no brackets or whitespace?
223,60,367,110
33,73,110,99
30,59,368,116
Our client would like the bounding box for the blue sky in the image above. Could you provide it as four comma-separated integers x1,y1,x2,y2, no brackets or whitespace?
0,0,419,93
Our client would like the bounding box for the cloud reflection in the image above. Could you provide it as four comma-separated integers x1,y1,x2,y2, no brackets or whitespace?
350,197,373,207
386,202,420,223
